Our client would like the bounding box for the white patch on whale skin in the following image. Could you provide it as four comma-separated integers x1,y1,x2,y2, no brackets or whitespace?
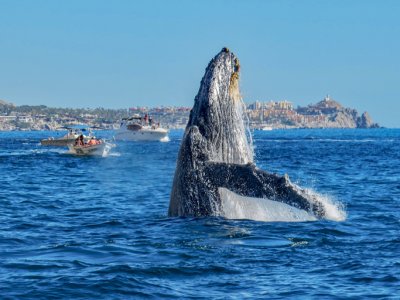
219,188,317,222
219,187,347,222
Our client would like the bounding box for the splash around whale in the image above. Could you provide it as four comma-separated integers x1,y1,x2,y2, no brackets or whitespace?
169,48,346,222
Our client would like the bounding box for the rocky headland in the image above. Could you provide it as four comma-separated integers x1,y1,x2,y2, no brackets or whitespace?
295,96,379,128
248,95,380,129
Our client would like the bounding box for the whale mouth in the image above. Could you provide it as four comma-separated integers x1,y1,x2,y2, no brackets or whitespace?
218,188,346,222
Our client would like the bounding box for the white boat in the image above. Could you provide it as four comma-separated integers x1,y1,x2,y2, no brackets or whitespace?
68,139,115,156
41,127,92,146
114,115,169,141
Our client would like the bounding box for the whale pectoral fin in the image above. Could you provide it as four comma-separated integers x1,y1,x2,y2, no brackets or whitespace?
218,187,318,222
203,162,325,218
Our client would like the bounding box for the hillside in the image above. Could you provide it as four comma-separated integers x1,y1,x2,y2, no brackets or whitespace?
249,96,380,129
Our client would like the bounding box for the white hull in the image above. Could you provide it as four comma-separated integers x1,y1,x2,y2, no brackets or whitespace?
68,142,114,156
41,131,91,146
41,135,91,146
41,137,78,146
114,128,168,141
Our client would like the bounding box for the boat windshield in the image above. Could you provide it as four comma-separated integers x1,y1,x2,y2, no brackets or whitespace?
123,115,162,130
127,123,142,131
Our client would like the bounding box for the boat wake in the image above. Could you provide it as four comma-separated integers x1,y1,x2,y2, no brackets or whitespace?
107,152,121,157
0,148,67,157
160,136,170,142
219,187,346,222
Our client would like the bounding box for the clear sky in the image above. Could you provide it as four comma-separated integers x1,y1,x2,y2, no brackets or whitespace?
0,0,399,127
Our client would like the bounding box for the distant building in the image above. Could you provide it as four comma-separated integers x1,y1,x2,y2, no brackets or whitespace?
273,100,293,110
248,100,293,111
248,101,262,110
0,115,17,122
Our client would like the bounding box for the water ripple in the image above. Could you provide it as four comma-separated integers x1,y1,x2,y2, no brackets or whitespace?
0,129,399,298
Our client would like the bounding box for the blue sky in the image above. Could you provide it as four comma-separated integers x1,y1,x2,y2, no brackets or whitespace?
0,0,399,127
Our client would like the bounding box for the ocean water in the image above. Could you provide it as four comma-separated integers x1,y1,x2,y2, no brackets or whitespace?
0,129,399,299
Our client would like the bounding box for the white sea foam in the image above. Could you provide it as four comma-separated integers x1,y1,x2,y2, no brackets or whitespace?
107,152,121,157
219,187,346,222
160,136,170,142
301,188,347,221
0,148,66,156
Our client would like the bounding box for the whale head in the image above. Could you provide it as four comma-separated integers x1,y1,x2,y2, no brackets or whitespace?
187,47,253,165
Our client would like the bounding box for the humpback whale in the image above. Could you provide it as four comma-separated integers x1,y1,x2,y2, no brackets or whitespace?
169,48,329,219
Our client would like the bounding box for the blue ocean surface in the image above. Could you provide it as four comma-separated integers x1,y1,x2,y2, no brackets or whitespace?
0,129,399,299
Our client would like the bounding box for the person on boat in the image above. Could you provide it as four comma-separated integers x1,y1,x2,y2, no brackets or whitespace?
78,135,84,146
88,137,97,145
75,135,83,146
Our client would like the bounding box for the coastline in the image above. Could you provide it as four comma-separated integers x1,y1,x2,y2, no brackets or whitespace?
0,96,380,131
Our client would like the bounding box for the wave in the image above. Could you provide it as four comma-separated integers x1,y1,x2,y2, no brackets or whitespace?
0,148,66,157
107,152,121,157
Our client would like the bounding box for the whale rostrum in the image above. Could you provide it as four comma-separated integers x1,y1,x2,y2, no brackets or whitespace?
169,48,326,218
